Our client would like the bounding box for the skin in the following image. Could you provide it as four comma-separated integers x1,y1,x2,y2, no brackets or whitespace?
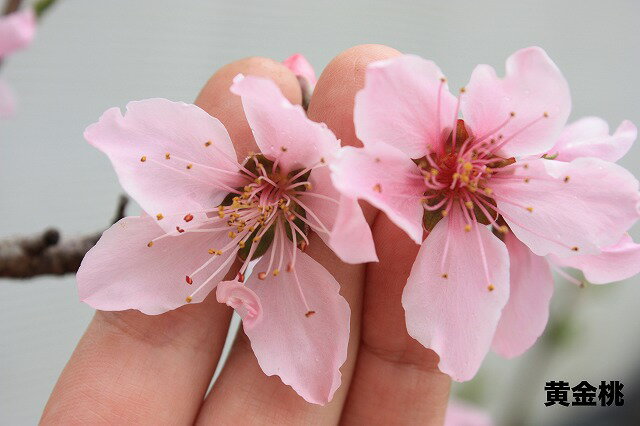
41,44,451,425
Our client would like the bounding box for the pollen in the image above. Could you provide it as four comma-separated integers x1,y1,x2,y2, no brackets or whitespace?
186,163,193,170
464,224,472,232
571,246,579,252
165,153,170,160
156,213,164,220
305,311,316,318
564,176,570,183
147,241,154,247
487,284,495,292
373,183,382,192
140,156,147,162
205,141,212,147
185,296,193,303
464,201,474,209
258,272,267,280
184,213,194,222
526,206,534,213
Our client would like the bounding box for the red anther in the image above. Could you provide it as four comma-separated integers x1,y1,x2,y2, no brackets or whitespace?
184,213,194,222
305,311,316,318
237,272,245,283
176,226,185,233
258,272,267,280
185,275,193,285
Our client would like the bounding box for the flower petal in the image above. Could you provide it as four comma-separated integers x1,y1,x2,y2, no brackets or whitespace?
445,400,494,426
282,53,317,87
77,216,237,315
0,78,16,119
330,144,425,244
244,249,350,405
492,232,554,358
549,117,636,163
84,98,247,232
0,9,36,58
354,55,457,158
298,166,377,263
216,280,262,329
402,205,510,381
462,47,571,157
549,234,640,284
492,158,640,256
230,74,339,172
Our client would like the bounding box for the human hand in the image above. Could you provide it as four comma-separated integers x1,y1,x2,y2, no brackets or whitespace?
41,44,451,426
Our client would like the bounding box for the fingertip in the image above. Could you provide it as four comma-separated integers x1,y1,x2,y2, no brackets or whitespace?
307,44,402,148
195,56,302,157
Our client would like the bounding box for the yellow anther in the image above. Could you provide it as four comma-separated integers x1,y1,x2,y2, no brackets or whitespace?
373,183,382,193
273,269,280,276
524,178,530,183
156,213,164,220
441,210,449,217
430,168,439,175
459,87,466,93
205,140,212,147
499,225,508,234
464,201,473,209
441,273,448,279
452,172,460,180
305,183,312,190
526,206,534,213
463,162,473,172
243,185,252,192
484,187,493,195
165,153,170,160
228,231,236,238
485,167,493,173
147,241,154,247
464,224,472,232
140,156,147,162
208,249,215,255
564,176,570,183
543,112,549,118
186,163,193,170
238,241,245,248
510,111,516,117
460,175,470,184
571,246,579,252
487,284,495,292
185,296,193,303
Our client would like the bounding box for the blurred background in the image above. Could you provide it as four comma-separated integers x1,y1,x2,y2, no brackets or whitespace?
1,0,639,424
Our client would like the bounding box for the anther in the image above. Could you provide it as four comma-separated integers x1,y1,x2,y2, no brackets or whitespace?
287,263,294,272
237,272,245,282
464,224,472,232
258,272,267,280
459,87,466,93
208,249,215,255
140,156,147,162
523,164,529,169
571,246,579,252
499,225,508,234
228,231,236,238
238,241,245,249
156,213,164,220
441,273,448,279
524,178,530,183
205,141,212,147
441,210,449,217
184,214,194,222
320,157,326,164
305,311,316,318
543,112,549,118
147,241,154,247
273,269,280,276
165,153,170,160
176,226,185,233
487,284,495,292
440,77,446,83
373,183,382,192
526,206,534,213
185,276,193,285
484,187,493,195
185,296,193,303
186,163,193,170
281,146,288,152
374,157,381,163
510,111,516,117
465,201,473,209
564,176,570,183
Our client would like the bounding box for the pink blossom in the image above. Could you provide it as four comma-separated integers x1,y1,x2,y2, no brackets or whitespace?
78,74,376,404
331,47,640,380
282,53,317,88
0,8,36,118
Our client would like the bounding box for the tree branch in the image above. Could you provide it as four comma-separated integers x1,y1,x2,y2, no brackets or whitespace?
0,195,128,279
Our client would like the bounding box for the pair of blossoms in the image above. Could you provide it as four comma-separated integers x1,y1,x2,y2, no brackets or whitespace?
78,48,640,404
0,8,36,118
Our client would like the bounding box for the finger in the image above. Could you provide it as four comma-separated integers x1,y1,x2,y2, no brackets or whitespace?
196,46,396,424
41,57,301,425
342,214,451,425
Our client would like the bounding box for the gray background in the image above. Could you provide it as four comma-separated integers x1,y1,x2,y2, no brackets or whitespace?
1,0,639,424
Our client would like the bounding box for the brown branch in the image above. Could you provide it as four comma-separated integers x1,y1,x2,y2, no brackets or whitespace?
0,195,128,279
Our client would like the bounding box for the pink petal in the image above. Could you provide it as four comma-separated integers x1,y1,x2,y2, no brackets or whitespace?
0,78,16,118
299,166,377,263
549,234,640,284
402,205,510,381
330,144,425,244
445,400,494,426
84,98,247,233
230,74,339,173
492,233,554,358
216,281,262,329
492,158,640,257
462,47,571,157
244,249,350,405
0,9,36,58
282,53,317,87
550,117,636,163
77,216,237,315
354,55,457,158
